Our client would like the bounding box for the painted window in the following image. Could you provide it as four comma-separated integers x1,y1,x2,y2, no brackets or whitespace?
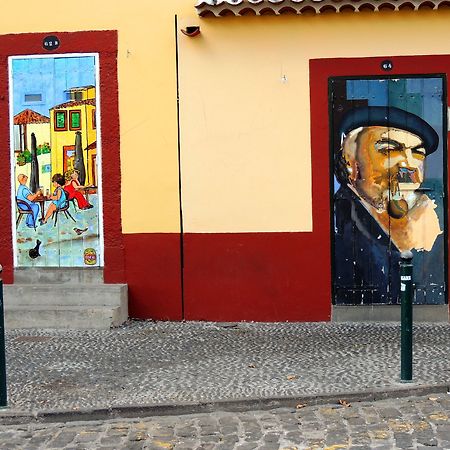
24,93,42,103
70,110,81,130
54,110,67,131
92,108,96,129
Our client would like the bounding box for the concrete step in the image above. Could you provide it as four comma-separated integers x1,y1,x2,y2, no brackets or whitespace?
4,283,128,329
4,283,127,306
4,305,127,329
13,268,104,284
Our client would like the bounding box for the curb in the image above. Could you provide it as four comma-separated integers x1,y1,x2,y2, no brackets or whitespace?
0,383,448,425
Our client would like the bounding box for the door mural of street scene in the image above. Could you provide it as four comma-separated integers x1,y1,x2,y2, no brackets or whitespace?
10,55,102,267
330,76,446,305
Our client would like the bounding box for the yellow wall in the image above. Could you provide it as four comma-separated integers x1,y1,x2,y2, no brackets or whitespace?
15,153,51,192
84,87,95,100
178,10,450,233
28,123,51,190
3,4,450,233
27,123,50,152
50,104,96,184
14,123,51,192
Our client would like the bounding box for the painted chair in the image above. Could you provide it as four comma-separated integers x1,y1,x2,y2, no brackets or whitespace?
16,198,36,231
69,197,78,213
51,192,76,227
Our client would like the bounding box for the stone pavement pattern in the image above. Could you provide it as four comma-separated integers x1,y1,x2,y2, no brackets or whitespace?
1,394,450,449
6,322,450,412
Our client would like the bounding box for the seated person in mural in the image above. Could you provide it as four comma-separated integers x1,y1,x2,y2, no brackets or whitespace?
334,106,442,304
39,173,68,225
64,169,93,210
16,174,41,229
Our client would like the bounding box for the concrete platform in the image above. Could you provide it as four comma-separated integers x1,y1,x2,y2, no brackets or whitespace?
3,268,128,329
332,304,449,322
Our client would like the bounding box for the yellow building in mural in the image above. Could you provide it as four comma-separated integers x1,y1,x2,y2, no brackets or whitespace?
49,86,97,186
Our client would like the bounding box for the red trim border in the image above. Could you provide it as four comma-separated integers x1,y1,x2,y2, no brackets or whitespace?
310,54,450,311
0,30,124,283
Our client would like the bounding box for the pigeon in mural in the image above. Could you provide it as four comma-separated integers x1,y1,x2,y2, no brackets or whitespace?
28,240,41,259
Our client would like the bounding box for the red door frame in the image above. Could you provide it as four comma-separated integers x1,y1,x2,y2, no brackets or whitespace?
0,30,124,284
310,55,450,311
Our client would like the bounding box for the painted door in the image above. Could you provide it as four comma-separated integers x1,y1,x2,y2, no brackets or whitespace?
331,76,446,305
63,146,75,173
10,54,103,267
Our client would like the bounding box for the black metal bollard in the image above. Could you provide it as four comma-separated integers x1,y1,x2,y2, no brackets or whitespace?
400,251,413,382
0,265,7,406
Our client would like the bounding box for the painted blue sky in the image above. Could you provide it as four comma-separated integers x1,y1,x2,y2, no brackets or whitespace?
11,56,96,117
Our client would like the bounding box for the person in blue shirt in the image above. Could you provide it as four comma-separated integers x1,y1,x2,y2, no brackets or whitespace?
16,174,41,229
39,173,68,225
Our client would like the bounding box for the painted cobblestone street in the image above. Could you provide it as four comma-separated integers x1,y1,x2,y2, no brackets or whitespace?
4,321,450,412
1,394,450,449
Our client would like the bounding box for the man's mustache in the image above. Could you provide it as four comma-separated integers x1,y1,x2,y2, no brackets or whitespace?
386,167,422,219
392,167,420,185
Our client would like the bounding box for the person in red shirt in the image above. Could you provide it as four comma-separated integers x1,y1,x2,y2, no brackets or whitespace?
64,169,93,210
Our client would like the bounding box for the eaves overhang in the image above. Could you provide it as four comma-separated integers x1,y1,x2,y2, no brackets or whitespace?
195,0,450,17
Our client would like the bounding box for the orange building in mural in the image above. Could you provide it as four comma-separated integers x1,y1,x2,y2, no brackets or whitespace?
1,0,450,326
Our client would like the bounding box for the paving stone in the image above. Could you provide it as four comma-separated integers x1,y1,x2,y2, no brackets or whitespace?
1,393,450,447
2,322,450,413
1,322,450,448
263,432,280,442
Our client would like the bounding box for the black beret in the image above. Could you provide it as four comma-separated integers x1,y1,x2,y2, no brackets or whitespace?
339,106,439,155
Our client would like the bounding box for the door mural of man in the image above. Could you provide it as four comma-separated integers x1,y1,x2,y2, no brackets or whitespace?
331,77,446,305
10,55,102,267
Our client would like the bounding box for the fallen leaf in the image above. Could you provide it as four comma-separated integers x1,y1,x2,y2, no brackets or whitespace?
338,399,351,407
287,375,297,381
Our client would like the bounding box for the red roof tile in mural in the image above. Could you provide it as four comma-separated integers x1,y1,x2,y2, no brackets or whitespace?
14,109,50,125
51,99,96,110
195,0,450,16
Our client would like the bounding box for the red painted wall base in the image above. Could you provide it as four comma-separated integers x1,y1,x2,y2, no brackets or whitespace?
123,232,331,322
123,234,183,320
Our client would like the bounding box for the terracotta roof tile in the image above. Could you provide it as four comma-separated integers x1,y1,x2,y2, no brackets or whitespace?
195,0,449,16
14,109,50,125
51,98,96,110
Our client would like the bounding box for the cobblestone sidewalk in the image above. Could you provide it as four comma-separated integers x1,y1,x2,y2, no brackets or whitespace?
3,321,450,415
1,393,450,449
